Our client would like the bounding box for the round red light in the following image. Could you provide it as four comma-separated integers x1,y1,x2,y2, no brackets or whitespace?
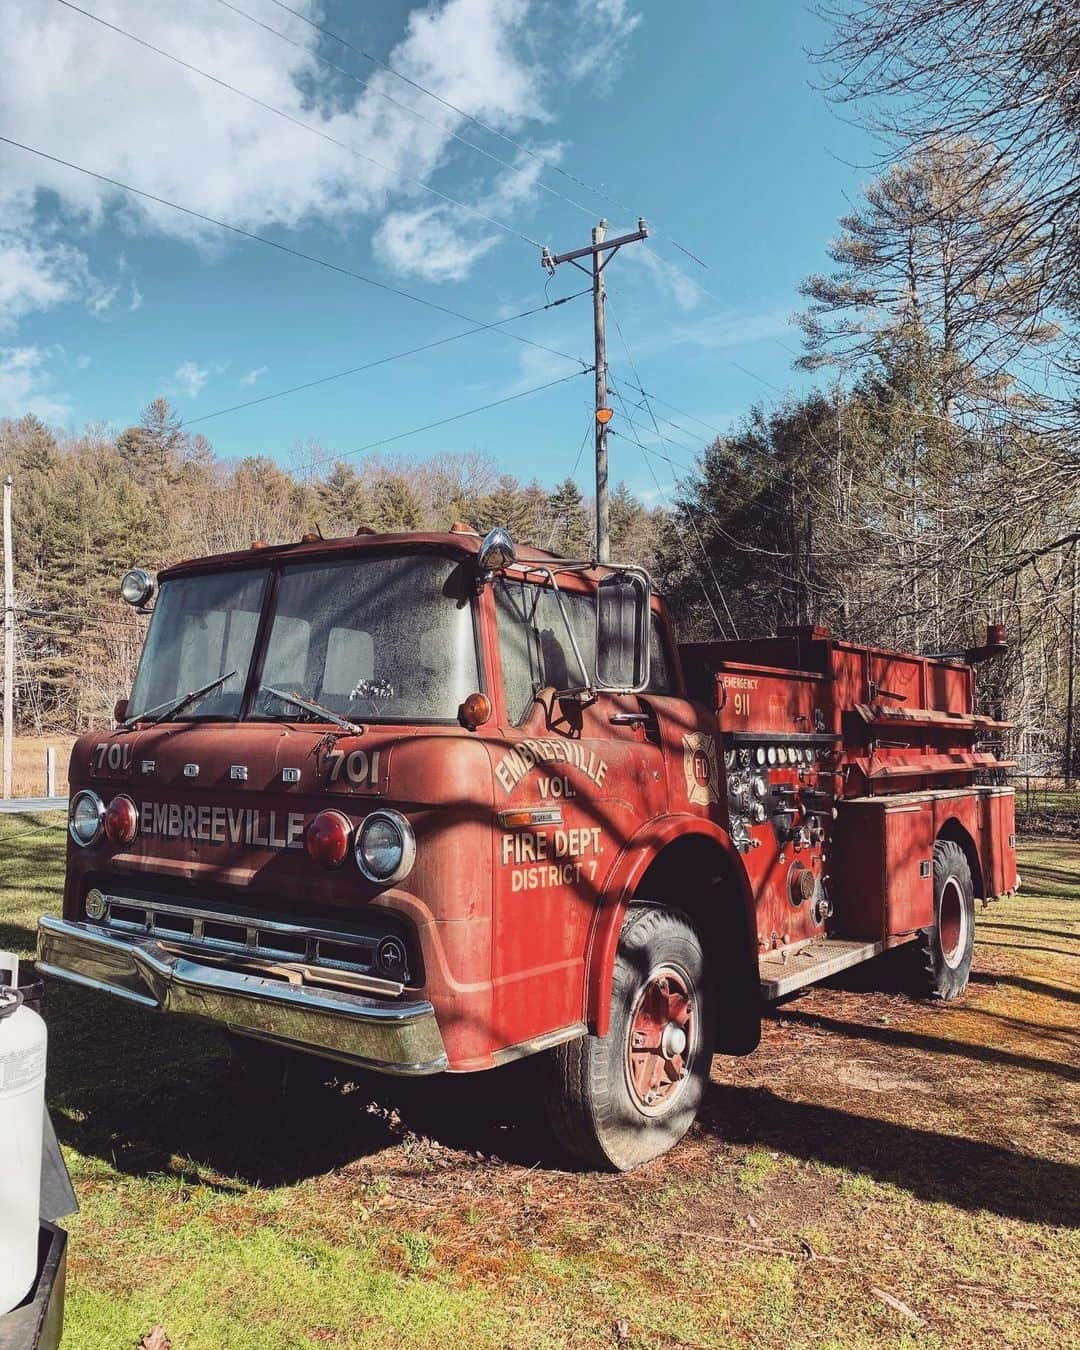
306,810,352,868
104,794,139,845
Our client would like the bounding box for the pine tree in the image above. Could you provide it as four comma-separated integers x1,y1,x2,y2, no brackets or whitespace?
318,461,368,534
546,478,592,557
367,475,423,532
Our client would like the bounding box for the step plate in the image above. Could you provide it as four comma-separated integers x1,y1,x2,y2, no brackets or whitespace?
759,938,886,1000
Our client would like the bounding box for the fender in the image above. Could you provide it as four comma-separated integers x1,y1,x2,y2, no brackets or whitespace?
585,812,756,1038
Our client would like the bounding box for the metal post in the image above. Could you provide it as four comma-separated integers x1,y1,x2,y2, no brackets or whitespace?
3,474,13,799
592,221,609,562
46,745,56,798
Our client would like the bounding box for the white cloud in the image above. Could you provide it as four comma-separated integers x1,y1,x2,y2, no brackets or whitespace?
241,366,268,386
75,353,92,370
564,0,642,81
0,0,642,418
0,0,635,301
0,347,71,420
669,309,796,351
0,234,114,331
373,203,502,282
630,245,706,313
173,360,209,398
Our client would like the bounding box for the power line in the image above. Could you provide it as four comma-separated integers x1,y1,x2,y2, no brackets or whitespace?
317,369,591,467
604,377,727,636
606,299,740,637
215,0,604,231
260,0,711,271
57,0,547,251
614,381,727,442
0,134,589,371
547,420,594,550
181,290,589,429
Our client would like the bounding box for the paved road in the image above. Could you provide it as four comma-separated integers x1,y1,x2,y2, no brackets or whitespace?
0,797,65,814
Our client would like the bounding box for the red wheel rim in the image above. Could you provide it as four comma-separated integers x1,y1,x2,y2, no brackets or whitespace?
625,966,695,1116
939,877,967,968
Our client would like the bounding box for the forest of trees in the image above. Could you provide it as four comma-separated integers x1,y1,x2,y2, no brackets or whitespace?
0,402,662,732
2,0,1077,776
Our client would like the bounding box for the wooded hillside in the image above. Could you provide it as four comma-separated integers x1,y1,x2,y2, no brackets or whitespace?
3,0,1079,777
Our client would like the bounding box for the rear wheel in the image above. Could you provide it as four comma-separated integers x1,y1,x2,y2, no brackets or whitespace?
912,839,976,1000
546,904,713,1171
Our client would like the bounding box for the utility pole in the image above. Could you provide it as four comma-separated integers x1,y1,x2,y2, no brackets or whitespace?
542,218,648,561
1066,542,1077,788
3,475,13,799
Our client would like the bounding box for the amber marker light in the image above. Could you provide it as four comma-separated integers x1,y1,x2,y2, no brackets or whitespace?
595,407,614,424
306,810,353,868
460,691,492,729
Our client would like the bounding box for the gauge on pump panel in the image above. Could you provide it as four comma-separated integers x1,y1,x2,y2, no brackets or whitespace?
755,747,767,766
767,746,777,765
776,747,787,765
724,748,736,770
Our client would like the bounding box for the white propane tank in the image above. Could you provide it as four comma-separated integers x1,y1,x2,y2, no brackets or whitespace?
0,952,46,1316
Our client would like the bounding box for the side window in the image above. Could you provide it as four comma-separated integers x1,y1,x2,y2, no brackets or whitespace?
494,579,596,724
551,589,596,685
646,614,674,694
495,579,544,724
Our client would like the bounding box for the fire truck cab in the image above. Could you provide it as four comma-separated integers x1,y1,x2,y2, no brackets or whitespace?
36,525,1018,1170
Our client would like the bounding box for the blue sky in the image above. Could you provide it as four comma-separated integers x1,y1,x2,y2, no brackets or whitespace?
0,0,876,504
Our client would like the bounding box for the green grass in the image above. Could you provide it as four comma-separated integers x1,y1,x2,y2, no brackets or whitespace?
2,812,1078,1348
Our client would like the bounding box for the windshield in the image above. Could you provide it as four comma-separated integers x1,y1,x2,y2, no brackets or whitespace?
254,554,478,723
126,569,266,721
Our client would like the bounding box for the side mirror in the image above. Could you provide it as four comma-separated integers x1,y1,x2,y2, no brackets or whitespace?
113,698,129,724
596,569,651,692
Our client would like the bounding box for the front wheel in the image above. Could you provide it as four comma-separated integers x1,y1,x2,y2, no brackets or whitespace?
546,904,714,1171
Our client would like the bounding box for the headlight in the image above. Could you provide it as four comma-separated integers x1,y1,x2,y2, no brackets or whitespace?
355,809,415,884
69,789,105,847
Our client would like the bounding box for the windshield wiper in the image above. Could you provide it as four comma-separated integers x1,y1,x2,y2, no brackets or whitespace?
261,686,362,735
126,670,239,729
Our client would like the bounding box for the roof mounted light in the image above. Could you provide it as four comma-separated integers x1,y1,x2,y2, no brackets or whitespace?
478,526,515,573
120,568,154,608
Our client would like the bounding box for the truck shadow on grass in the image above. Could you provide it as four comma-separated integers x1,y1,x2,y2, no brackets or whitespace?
697,1082,1080,1228
0,917,36,955
40,973,1080,1228
969,970,1080,1003
42,976,556,1188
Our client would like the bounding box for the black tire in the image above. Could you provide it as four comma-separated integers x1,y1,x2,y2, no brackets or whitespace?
546,904,714,1171
912,839,976,1000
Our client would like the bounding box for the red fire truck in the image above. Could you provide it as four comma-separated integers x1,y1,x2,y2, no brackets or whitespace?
36,525,1017,1170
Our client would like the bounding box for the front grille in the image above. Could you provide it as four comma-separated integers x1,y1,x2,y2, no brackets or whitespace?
85,890,414,985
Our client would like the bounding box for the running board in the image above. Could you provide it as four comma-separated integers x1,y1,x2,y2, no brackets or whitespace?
759,938,886,1000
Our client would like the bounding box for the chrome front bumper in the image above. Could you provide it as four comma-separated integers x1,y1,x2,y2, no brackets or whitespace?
36,916,448,1075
